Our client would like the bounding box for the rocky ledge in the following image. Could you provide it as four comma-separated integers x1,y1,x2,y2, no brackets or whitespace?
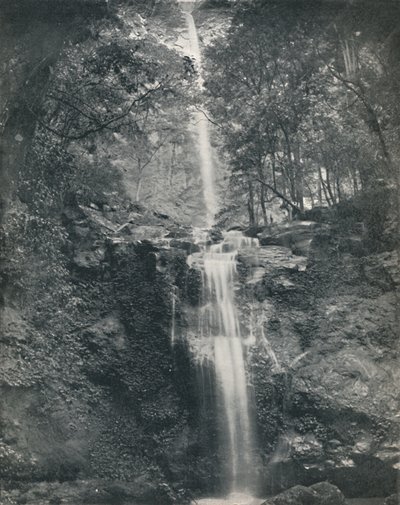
236,218,400,498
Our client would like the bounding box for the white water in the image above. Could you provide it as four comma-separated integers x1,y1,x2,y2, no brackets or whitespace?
196,493,264,505
201,232,257,493
180,1,218,227
178,1,258,499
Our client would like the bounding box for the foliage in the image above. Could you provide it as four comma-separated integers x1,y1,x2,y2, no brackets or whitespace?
0,0,199,496
205,0,400,228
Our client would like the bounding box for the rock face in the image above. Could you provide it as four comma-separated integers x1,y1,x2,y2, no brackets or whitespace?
1,193,399,504
258,221,326,255
238,220,400,498
0,478,173,505
0,201,198,504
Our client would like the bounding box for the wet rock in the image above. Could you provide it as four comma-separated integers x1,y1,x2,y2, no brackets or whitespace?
209,227,224,243
244,225,265,237
262,482,345,505
257,246,308,272
246,266,266,285
169,239,200,254
384,494,399,505
262,485,318,505
258,221,323,256
166,227,192,239
375,442,400,469
310,482,346,505
237,247,308,291
78,205,118,233
249,217,399,497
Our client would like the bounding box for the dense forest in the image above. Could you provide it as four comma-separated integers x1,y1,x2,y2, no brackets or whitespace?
202,0,400,233
0,0,399,504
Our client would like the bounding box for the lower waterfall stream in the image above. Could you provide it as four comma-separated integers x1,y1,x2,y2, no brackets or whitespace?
201,232,257,493
184,232,262,502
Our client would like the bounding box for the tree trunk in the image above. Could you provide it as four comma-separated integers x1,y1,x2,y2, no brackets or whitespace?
336,175,342,202
317,178,322,205
248,180,256,226
135,177,143,202
325,168,336,204
260,184,268,224
136,160,143,202
272,154,277,190
293,142,304,211
256,178,301,214
279,124,297,203
169,142,176,186
318,166,333,207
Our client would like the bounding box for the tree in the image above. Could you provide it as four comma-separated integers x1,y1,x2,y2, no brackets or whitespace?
204,0,400,225
205,0,321,223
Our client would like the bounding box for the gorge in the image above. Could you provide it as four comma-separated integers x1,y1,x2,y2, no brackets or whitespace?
0,1,399,505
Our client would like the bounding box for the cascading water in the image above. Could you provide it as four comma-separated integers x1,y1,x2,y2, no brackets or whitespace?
184,231,261,499
177,2,260,501
202,232,258,493
180,1,218,227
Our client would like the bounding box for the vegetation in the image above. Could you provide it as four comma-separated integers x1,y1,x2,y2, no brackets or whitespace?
1,0,399,502
0,0,200,499
204,0,400,226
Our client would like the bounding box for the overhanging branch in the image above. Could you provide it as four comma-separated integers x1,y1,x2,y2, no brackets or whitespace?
255,178,301,213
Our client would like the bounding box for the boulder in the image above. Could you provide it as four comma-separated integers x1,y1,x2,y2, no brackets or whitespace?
210,227,224,243
262,485,318,505
262,482,345,505
310,482,346,505
384,494,399,505
258,221,323,256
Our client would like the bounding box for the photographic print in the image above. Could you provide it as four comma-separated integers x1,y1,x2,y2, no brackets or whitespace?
0,1,399,505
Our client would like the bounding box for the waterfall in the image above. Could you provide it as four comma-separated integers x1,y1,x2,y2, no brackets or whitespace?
177,2,258,498
184,231,259,495
180,1,218,227
202,232,256,492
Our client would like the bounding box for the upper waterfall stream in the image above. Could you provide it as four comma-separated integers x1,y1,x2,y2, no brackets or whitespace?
180,1,218,227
